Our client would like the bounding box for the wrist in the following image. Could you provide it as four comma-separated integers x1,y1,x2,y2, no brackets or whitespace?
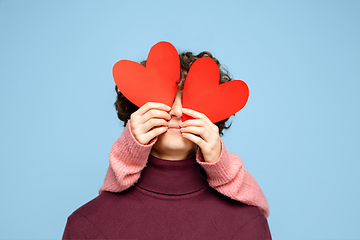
203,141,221,163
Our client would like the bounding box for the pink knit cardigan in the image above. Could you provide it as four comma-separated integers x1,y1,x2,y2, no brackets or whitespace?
99,121,270,218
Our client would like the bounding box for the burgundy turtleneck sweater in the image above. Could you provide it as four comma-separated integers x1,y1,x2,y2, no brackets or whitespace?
63,155,271,239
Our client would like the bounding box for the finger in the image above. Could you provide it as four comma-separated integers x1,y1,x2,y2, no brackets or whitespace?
182,108,213,125
181,118,219,136
141,118,168,133
136,102,171,116
181,108,206,119
181,111,219,134
141,126,168,144
142,109,171,122
180,119,206,128
131,109,170,131
180,126,210,141
181,132,206,148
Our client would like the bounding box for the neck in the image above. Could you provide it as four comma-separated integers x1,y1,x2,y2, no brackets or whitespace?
135,155,208,196
150,147,197,161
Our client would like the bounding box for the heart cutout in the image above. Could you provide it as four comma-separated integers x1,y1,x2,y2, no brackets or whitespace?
113,41,180,107
182,57,249,123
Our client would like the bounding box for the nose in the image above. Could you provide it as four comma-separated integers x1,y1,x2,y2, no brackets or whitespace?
169,91,182,119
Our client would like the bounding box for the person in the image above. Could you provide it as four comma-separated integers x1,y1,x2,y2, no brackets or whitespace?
62,51,272,239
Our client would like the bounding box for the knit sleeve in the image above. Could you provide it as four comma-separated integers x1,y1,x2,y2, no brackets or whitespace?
196,139,270,218
98,120,156,194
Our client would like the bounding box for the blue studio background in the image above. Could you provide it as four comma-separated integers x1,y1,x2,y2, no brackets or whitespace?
1,0,359,239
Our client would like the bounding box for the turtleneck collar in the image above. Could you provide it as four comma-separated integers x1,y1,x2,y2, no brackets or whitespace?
135,155,208,196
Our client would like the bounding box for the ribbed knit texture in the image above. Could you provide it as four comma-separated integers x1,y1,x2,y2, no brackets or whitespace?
64,155,272,239
99,120,270,218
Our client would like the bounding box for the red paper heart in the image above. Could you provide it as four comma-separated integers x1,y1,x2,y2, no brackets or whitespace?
182,57,249,123
113,41,180,107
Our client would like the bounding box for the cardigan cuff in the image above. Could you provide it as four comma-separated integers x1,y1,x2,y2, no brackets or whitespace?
119,120,157,163
196,139,238,185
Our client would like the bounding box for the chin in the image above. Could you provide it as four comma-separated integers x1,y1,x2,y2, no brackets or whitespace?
154,131,196,156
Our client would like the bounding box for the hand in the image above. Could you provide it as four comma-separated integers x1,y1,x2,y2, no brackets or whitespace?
130,102,171,145
180,108,221,163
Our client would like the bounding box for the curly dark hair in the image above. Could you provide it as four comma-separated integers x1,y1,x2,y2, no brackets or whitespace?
114,51,234,136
